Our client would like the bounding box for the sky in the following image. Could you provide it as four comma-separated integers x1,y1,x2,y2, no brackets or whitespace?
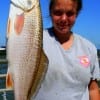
0,0,100,49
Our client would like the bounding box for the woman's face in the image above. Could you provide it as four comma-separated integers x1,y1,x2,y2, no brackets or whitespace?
51,0,78,35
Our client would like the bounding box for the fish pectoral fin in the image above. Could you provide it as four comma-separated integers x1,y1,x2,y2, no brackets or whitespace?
6,73,13,89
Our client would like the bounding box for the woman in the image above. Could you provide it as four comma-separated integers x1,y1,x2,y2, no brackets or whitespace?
32,0,100,100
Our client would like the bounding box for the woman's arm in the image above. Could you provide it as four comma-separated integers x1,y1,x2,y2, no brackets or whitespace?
88,79,100,100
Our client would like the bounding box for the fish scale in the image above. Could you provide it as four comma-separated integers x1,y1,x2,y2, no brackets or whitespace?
6,0,48,100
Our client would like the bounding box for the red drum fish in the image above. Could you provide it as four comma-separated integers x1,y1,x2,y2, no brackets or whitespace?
6,0,48,100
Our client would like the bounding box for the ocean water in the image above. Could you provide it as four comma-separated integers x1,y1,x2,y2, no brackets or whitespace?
0,91,14,100
0,63,14,100
0,49,14,100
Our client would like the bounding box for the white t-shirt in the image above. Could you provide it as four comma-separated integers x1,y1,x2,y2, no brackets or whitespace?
31,29,100,100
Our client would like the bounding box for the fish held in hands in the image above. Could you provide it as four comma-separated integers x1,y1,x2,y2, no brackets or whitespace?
6,0,48,100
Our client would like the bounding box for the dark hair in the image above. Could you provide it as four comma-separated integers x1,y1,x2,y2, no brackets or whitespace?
49,0,82,15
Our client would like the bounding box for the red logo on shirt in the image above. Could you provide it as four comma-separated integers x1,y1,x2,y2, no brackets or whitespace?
79,56,90,68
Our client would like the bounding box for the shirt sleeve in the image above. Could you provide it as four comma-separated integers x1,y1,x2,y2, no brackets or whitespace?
90,48,100,80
